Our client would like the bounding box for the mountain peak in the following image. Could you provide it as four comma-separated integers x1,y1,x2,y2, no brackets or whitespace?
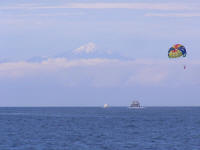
73,42,96,54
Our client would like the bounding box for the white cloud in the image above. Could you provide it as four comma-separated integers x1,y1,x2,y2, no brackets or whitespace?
0,58,118,78
0,58,199,87
0,3,198,11
73,42,96,54
0,12,85,17
65,3,197,10
145,13,200,17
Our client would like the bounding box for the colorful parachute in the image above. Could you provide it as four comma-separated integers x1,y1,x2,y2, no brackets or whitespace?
168,44,187,69
168,44,187,58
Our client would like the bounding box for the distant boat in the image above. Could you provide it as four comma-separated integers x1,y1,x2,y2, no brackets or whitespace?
129,101,144,109
103,104,109,108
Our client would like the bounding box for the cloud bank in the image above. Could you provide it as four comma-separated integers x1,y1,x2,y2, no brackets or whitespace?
0,58,199,87
0,3,198,11
145,13,200,17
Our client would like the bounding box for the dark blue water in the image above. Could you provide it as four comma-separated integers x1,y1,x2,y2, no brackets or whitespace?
0,107,200,150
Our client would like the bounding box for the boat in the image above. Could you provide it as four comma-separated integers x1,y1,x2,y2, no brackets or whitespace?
129,101,144,109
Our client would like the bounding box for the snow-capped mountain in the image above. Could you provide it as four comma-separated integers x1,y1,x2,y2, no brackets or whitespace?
27,42,131,62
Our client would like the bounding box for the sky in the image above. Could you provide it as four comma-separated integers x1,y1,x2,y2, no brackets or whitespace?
0,0,200,106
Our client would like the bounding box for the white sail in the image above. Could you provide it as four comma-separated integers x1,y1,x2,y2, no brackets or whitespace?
103,104,109,108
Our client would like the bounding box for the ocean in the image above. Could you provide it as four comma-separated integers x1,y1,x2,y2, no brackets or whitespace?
0,107,199,150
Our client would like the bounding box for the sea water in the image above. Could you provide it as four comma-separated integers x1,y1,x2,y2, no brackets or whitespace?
0,107,200,150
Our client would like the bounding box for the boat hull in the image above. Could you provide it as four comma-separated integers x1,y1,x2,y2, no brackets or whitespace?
128,106,144,109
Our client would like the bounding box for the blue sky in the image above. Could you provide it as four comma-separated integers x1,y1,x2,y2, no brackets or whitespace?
0,0,200,106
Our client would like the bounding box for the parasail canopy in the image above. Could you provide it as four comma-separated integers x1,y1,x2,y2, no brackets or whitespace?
168,44,187,58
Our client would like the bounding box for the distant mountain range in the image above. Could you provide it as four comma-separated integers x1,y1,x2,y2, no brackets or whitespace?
26,51,131,63
26,43,132,62
2,43,133,63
